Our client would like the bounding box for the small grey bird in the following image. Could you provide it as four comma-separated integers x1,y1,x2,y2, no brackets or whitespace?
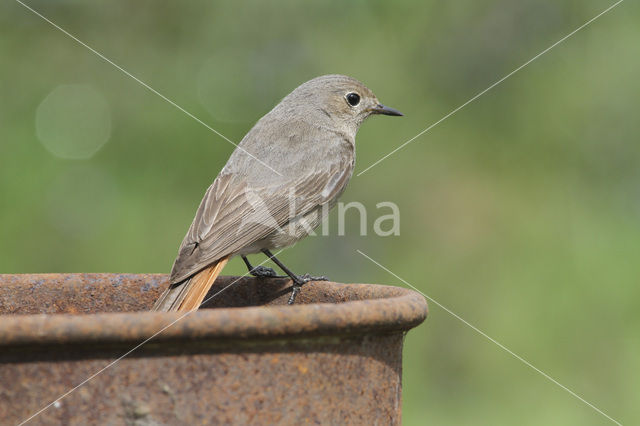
152,74,402,312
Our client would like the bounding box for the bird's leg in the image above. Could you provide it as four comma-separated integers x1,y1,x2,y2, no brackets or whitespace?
241,255,283,278
261,249,328,304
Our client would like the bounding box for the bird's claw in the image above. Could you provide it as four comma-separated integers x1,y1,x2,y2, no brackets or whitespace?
292,273,328,285
300,274,328,283
287,274,329,305
250,266,280,278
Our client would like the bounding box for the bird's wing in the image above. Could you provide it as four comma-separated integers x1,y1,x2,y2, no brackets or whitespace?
169,155,352,283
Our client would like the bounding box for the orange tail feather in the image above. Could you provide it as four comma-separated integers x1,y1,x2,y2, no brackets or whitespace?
152,257,229,312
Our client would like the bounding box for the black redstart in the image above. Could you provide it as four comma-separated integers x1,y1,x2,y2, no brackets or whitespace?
153,74,402,311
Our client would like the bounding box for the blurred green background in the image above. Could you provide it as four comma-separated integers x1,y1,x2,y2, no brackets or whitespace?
1,0,638,424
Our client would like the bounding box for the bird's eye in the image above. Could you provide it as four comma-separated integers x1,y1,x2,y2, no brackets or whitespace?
346,92,360,107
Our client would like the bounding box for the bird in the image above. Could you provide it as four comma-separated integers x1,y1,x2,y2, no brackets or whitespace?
152,74,402,312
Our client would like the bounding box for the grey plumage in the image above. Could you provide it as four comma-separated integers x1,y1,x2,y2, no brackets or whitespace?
152,74,402,311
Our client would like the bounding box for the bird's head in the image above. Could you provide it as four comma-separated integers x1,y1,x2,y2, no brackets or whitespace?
280,74,403,134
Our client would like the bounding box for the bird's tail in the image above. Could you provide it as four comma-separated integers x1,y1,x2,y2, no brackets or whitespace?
151,257,230,312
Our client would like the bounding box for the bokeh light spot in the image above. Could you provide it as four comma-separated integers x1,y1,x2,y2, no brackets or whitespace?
36,84,111,159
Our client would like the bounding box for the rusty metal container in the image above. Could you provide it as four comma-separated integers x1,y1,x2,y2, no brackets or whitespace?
0,273,427,425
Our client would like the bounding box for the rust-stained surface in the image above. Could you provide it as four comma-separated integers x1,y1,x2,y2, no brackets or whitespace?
0,273,427,425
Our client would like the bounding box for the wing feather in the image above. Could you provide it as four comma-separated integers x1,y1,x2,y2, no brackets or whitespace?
169,152,353,283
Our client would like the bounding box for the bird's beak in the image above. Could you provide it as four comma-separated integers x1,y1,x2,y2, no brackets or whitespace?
372,104,404,116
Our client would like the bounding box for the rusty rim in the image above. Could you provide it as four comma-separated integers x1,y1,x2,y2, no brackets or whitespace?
0,274,427,346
